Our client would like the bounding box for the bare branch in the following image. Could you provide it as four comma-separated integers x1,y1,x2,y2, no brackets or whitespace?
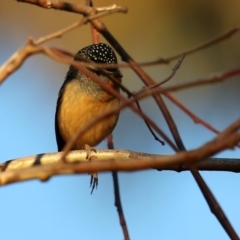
2,40,239,155
166,28,240,62
0,118,239,186
17,0,127,15
0,38,41,84
1,150,240,173
92,18,239,238
150,53,186,87
107,135,130,240
139,66,240,136
35,18,87,45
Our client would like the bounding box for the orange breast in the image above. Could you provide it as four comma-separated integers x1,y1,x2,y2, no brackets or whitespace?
58,80,120,149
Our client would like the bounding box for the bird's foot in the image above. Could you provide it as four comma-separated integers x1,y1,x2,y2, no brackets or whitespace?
84,144,97,159
84,144,98,194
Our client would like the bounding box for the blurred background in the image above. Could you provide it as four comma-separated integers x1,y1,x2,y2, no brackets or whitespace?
0,0,240,239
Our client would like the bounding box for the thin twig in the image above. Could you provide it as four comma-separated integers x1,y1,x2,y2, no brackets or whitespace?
5,3,240,236
189,166,239,240
132,54,185,146
3,42,238,154
88,19,240,239
0,42,177,150
88,18,188,151
55,60,178,163
2,40,239,146
108,135,130,240
166,28,240,62
150,53,186,87
95,67,165,146
35,18,87,45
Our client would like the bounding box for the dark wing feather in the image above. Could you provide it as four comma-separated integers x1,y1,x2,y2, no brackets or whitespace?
55,66,78,152
55,85,66,152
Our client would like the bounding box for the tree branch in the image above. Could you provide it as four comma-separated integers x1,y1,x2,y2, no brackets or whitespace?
17,0,127,15
1,150,240,173
0,119,239,186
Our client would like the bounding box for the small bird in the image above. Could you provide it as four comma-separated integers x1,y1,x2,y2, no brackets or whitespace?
55,43,122,192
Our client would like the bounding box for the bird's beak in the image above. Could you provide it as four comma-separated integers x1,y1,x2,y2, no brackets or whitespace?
113,69,123,78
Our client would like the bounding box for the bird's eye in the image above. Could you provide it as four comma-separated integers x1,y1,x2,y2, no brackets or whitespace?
106,68,123,78
86,65,101,74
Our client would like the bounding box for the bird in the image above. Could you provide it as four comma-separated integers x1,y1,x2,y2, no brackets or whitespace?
55,43,122,193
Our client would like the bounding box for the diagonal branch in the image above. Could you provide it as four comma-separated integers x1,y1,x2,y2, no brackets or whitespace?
87,16,240,240
4,2,240,237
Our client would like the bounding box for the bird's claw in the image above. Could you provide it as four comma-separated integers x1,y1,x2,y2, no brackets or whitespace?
90,174,98,194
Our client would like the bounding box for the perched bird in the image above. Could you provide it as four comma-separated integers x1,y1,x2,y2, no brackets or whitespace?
55,43,122,192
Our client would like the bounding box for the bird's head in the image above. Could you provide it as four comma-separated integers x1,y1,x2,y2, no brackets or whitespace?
75,43,122,79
